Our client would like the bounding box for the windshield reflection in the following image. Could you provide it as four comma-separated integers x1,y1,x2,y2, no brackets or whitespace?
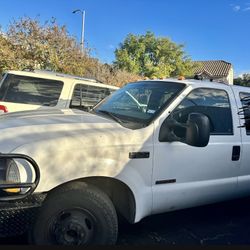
94,81,186,129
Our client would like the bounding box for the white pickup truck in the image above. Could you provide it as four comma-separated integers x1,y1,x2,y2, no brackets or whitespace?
0,78,249,245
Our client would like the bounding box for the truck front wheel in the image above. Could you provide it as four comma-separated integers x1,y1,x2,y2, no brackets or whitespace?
30,181,118,245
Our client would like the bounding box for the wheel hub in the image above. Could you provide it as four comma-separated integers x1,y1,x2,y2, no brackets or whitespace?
50,209,95,245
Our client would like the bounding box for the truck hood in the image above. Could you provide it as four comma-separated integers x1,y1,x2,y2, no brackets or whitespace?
0,109,130,153
0,109,118,128
0,109,154,196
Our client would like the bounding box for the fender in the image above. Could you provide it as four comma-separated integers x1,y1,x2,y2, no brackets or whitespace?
12,132,154,222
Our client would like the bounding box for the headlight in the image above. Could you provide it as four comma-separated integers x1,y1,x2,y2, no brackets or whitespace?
6,159,21,183
4,159,21,193
0,154,40,199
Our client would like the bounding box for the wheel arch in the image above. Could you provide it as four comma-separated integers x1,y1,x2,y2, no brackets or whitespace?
49,176,136,224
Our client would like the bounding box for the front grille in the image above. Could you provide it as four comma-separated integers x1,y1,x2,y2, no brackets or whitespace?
0,193,46,237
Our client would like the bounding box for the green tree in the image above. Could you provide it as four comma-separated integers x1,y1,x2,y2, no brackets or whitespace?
0,17,141,86
0,32,18,72
84,62,141,87
0,17,96,76
114,31,195,78
234,74,250,86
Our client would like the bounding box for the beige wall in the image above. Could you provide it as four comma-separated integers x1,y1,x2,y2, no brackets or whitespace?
227,67,234,85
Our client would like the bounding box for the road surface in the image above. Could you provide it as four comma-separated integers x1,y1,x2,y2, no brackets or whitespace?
1,197,250,246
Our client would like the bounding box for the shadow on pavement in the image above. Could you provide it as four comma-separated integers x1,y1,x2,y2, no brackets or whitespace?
117,196,250,245
1,196,250,245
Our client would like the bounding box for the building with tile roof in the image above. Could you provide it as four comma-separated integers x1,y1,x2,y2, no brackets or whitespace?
193,60,234,85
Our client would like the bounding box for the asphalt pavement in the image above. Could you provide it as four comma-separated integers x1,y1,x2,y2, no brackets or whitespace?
1,197,250,246
117,197,250,246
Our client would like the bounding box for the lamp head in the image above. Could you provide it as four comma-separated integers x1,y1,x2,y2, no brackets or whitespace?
72,9,81,14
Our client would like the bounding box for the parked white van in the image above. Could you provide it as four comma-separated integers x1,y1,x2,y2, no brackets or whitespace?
0,70,118,113
0,78,249,245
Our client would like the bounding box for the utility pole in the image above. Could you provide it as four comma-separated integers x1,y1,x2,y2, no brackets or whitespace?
72,9,85,53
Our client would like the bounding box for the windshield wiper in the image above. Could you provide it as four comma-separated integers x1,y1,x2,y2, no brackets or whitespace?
97,110,124,124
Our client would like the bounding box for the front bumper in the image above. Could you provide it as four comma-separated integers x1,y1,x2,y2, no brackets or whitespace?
0,193,46,237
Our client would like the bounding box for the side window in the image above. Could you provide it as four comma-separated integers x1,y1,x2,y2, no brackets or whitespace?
170,88,233,136
239,92,250,135
70,84,111,111
0,74,63,106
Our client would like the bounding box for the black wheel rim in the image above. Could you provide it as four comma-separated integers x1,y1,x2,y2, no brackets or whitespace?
49,208,96,245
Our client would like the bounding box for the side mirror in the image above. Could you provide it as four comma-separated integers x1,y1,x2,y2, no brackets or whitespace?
185,113,210,147
159,112,210,147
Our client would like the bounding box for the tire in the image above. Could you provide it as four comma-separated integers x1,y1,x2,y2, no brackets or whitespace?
30,181,118,245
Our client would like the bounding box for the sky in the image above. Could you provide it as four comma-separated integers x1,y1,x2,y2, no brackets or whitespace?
0,0,249,76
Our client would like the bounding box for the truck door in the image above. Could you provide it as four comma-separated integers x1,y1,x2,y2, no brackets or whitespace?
152,86,241,215
233,89,250,196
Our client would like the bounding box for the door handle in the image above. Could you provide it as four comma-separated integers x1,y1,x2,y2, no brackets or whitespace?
232,146,241,161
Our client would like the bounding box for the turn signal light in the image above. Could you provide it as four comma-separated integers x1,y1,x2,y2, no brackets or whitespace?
178,76,185,80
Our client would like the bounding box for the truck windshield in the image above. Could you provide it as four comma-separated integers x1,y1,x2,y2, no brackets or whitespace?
94,81,185,129
0,74,63,106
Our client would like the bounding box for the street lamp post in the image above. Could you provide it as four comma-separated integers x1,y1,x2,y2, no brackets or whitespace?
72,9,85,53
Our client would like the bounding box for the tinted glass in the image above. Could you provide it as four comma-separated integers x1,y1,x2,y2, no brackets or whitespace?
0,74,63,106
170,88,233,135
94,81,185,128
